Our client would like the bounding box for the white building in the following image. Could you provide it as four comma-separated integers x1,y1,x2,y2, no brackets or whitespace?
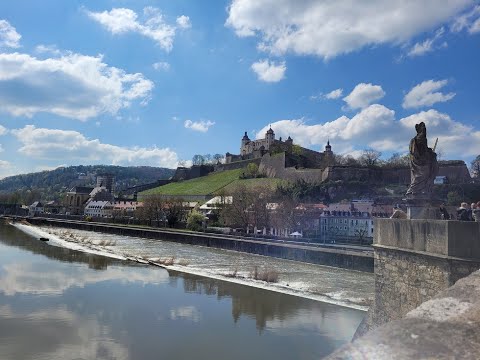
199,196,232,215
319,202,392,243
84,200,113,218
29,201,44,216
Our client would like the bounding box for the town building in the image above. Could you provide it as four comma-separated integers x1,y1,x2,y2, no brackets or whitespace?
319,201,392,244
28,201,44,216
112,200,143,217
84,200,113,218
64,186,94,215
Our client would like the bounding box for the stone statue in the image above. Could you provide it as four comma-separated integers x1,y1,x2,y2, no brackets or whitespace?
405,122,438,199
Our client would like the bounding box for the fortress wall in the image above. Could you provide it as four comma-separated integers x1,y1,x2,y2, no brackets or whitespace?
215,158,261,172
437,162,471,183
324,163,469,185
259,153,323,183
381,167,410,184
258,152,287,178
299,147,326,167
172,165,214,181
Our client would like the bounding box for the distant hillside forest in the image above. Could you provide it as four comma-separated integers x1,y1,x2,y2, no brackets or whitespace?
0,165,175,204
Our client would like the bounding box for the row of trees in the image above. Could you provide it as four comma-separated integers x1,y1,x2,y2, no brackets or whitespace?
215,184,316,234
333,150,410,168
188,154,225,166
136,195,186,228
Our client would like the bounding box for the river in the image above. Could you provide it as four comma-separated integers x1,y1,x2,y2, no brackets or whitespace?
0,223,370,359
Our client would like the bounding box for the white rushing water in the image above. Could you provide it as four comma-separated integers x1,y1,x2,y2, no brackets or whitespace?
12,223,374,311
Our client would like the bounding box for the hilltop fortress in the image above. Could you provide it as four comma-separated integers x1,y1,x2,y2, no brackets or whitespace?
171,128,470,186
218,127,471,185
226,127,333,168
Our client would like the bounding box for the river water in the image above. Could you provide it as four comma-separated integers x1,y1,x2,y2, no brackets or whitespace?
0,223,370,359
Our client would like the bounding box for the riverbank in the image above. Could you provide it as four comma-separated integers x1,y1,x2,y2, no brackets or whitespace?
9,216,373,273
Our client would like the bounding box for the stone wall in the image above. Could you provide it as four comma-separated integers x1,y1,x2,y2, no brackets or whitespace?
259,152,325,183
324,161,469,185
360,218,480,335
328,268,480,359
215,157,261,172
172,165,214,181
437,161,471,183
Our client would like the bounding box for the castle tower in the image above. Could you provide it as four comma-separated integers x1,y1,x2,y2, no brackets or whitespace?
324,139,333,158
241,131,250,155
265,126,275,148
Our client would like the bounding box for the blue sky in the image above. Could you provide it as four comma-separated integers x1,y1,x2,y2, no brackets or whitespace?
0,0,479,177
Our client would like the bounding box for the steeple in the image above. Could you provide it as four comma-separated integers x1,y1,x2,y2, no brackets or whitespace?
325,139,332,153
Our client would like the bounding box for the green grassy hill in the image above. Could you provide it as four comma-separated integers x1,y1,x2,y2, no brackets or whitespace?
141,169,244,196
140,169,282,197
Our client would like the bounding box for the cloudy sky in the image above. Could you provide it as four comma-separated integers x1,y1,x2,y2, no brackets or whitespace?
0,0,479,178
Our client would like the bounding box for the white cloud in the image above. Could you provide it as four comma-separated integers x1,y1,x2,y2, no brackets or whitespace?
0,124,7,135
11,125,179,168
152,61,170,71
184,119,215,133
0,20,21,48
87,7,185,51
324,88,343,100
451,5,480,33
407,27,447,57
226,0,472,59
399,109,480,156
0,52,153,120
251,59,286,82
343,83,385,110
310,88,344,101
403,79,455,109
255,106,479,159
176,15,191,29
34,44,63,56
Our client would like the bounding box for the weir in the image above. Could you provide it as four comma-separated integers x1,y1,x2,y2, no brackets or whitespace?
13,217,374,272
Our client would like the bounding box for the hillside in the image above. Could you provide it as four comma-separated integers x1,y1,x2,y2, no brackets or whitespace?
141,169,282,197
0,165,175,201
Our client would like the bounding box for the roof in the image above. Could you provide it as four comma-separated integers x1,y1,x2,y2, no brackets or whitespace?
85,200,111,209
199,196,232,210
30,201,43,207
69,186,94,194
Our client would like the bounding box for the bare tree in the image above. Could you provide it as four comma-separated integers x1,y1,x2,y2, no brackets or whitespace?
385,152,409,167
471,155,480,178
213,153,225,164
142,194,166,227
359,149,382,167
164,197,185,227
192,154,205,166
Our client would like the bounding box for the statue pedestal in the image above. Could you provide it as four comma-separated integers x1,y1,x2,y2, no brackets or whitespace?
407,205,439,220
404,197,441,220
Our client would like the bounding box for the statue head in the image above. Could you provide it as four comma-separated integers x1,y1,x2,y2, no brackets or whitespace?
415,122,426,135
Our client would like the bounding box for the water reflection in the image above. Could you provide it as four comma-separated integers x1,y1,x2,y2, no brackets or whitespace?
0,224,363,359
172,271,361,336
0,224,115,269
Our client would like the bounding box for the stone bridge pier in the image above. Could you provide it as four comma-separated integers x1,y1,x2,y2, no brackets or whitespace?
355,218,480,337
